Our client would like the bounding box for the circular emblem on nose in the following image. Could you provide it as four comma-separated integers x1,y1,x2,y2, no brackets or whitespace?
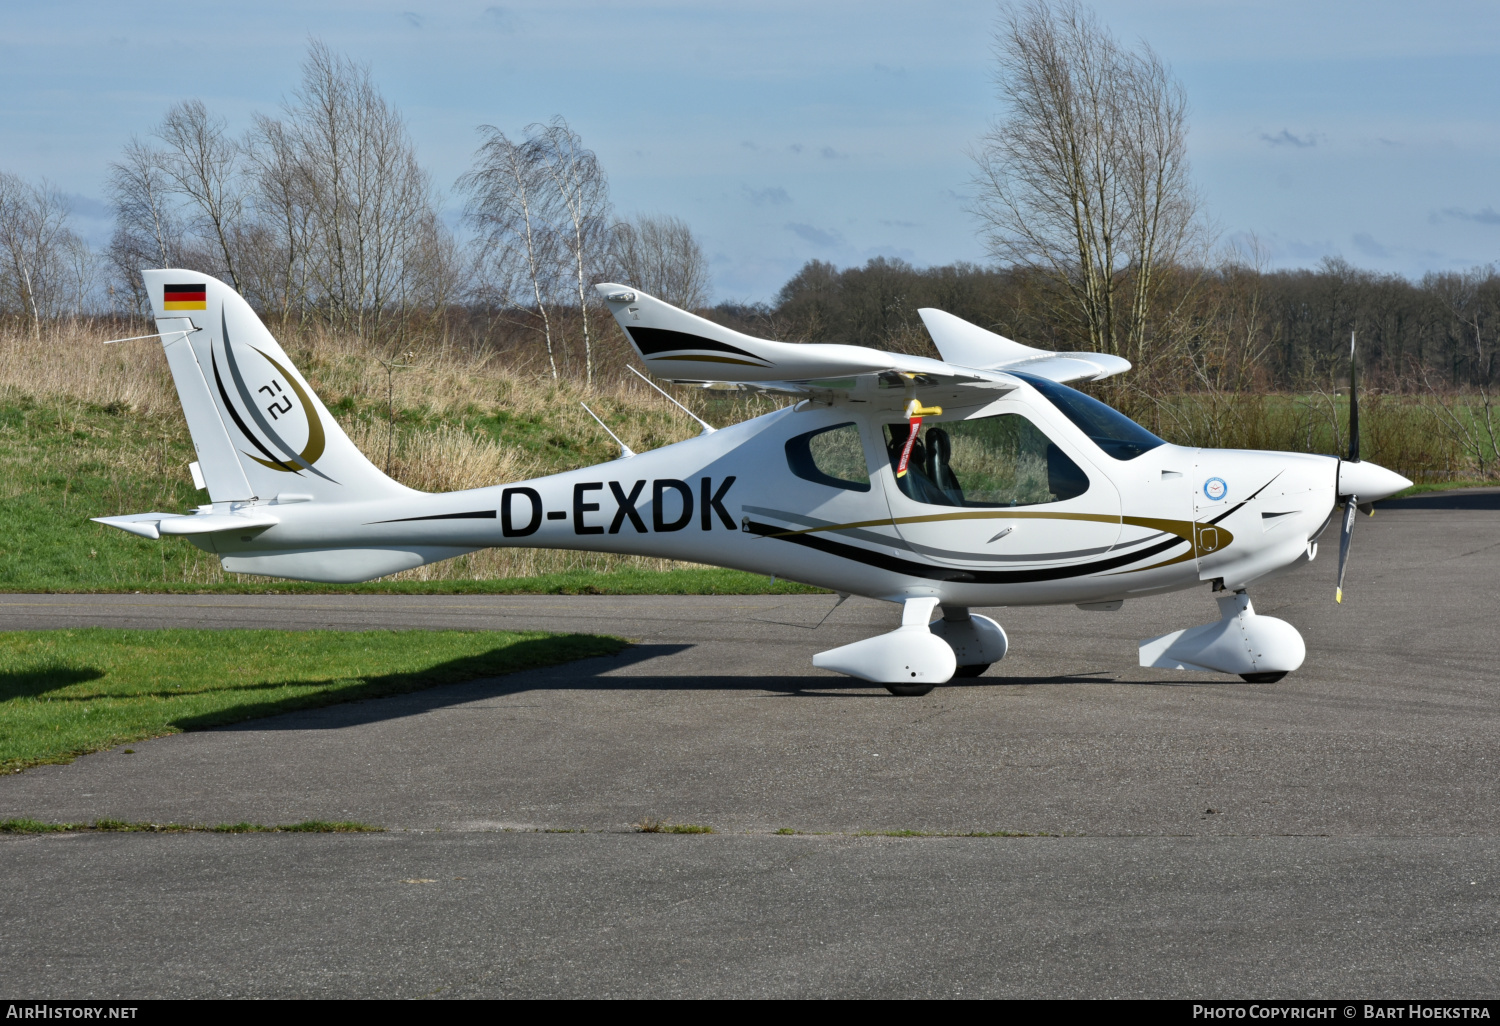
1203,477,1228,501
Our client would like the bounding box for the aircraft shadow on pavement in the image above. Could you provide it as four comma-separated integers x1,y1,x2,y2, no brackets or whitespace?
211,645,1229,733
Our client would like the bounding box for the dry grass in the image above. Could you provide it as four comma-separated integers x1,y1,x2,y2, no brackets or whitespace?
0,319,769,480
3,319,1492,578
0,319,784,583
0,319,181,415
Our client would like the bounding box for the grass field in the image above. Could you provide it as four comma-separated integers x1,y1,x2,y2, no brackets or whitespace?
1,322,1493,595
0,390,818,594
0,628,627,772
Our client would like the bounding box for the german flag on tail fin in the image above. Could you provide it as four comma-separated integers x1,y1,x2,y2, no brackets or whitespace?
163,282,206,310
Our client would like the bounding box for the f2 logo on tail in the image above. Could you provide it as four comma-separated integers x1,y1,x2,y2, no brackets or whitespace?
257,379,293,420
499,477,736,538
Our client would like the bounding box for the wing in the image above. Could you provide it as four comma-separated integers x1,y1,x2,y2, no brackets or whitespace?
597,283,955,381
595,284,1128,404
596,284,1017,407
917,308,1131,383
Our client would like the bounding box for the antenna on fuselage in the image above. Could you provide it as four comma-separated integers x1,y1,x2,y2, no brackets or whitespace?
580,403,636,459
628,365,715,435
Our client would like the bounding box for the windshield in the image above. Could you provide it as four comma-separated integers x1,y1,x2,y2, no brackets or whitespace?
1013,373,1165,460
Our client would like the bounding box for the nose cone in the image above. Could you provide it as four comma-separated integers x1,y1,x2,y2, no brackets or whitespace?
1338,460,1412,502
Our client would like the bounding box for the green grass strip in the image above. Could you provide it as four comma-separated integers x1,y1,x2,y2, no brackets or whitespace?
0,818,382,834
0,627,626,773
4,568,824,596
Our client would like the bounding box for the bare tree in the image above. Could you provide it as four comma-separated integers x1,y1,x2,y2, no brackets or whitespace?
970,0,1201,362
269,41,439,340
106,138,183,311
1426,265,1499,387
459,127,564,378
534,118,611,385
609,213,711,310
398,206,466,338
241,114,312,326
0,173,83,336
157,99,246,292
1117,45,1200,363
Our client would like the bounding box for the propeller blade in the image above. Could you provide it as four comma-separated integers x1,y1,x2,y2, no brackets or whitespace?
1335,495,1358,603
1348,331,1360,463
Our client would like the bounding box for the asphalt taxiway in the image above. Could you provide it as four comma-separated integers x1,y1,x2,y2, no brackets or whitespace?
2,490,1498,997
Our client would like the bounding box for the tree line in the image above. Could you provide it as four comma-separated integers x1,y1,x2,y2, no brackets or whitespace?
2,9,1496,397
720,254,1500,394
0,41,711,384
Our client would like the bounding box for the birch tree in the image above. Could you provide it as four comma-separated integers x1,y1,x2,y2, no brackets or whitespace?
274,42,438,339
535,118,611,385
971,0,1200,362
241,113,312,326
0,173,82,335
106,138,183,312
458,127,564,378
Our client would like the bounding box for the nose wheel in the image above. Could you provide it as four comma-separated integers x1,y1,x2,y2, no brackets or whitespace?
885,684,936,697
1240,671,1287,683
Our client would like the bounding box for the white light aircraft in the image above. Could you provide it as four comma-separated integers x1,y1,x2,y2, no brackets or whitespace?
97,271,1410,695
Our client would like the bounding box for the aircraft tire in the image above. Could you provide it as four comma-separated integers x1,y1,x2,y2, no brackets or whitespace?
1240,671,1288,683
953,663,991,678
885,684,936,697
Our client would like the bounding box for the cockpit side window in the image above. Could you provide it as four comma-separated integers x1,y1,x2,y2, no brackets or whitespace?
883,413,1089,507
1012,372,1165,460
785,422,871,491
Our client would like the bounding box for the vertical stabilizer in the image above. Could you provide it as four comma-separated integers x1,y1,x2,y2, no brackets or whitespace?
141,270,410,504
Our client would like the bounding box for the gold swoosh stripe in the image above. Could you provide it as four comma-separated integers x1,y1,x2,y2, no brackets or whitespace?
758,509,1231,574
244,348,326,473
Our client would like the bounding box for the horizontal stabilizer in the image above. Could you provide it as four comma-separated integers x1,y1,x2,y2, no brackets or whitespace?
93,510,280,540
91,513,177,540
917,308,1131,383
158,511,280,536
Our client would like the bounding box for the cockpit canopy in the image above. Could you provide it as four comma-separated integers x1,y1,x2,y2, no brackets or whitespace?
1012,373,1165,461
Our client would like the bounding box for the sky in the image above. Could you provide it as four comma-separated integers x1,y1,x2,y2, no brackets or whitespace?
3,0,1499,303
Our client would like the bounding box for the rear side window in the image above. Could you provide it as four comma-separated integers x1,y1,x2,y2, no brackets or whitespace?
786,423,871,491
